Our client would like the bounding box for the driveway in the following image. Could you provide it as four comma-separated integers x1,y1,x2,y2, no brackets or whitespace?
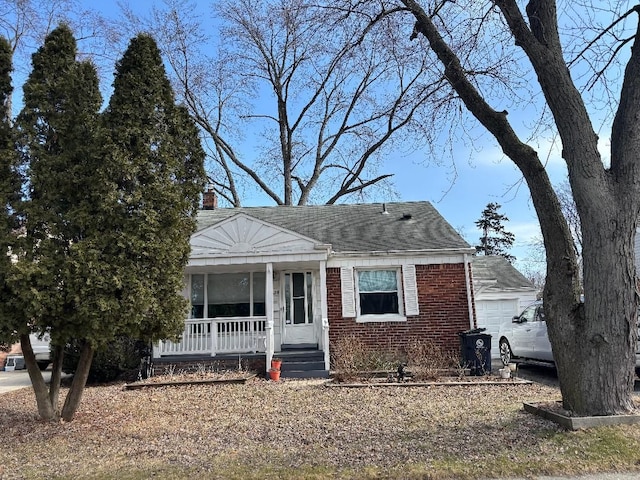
0,369,54,394
492,358,640,393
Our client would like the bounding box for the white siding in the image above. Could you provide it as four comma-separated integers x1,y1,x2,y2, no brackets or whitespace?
190,213,324,258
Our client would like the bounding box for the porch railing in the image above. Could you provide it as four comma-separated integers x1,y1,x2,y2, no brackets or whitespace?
157,317,267,356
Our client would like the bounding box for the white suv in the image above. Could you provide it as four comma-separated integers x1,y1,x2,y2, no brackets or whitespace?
29,332,51,370
498,301,640,372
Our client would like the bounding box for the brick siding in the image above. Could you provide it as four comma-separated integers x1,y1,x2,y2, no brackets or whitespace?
327,264,473,358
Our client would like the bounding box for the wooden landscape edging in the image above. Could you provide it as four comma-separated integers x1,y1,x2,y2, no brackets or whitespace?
123,374,256,390
326,378,533,388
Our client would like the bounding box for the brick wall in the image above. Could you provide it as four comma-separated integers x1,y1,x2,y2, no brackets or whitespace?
327,264,473,358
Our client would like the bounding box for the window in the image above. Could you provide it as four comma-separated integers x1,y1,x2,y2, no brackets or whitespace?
357,269,401,316
340,265,418,321
253,273,266,316
208,272,250,317
518,305,537,323
191,274,205,318
188,272,266,318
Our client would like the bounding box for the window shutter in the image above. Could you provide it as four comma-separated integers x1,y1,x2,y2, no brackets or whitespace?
402,265,419,316
340,267,356,317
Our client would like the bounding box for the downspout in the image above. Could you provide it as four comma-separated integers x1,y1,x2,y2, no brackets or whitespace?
463,254,474,329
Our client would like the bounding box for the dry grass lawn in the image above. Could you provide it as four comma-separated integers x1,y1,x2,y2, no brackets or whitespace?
2,375,640,479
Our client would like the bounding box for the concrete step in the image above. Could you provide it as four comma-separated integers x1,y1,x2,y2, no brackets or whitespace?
273,348,328,379
281,343,318,351
281,360,325,372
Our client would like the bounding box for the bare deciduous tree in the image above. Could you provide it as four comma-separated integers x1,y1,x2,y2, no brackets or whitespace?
124,0,449,205
0,0,124,114
344,0,639,416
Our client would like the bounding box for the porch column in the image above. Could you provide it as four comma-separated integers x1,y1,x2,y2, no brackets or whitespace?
265,262,274,374
319,260,330,371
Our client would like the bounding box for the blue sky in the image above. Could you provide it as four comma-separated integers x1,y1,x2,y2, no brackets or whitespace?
19,1,598,273
99,1,576,271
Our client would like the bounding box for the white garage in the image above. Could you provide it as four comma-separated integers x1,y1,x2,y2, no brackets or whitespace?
472,257,538,358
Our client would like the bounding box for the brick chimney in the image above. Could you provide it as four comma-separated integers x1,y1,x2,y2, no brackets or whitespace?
202,188,217,210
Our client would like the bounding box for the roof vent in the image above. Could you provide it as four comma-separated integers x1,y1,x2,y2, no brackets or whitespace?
401,213,412,220
382,203,389,214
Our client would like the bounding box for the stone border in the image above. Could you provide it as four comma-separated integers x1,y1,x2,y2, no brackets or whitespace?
523,401,640,430
123,374,256,390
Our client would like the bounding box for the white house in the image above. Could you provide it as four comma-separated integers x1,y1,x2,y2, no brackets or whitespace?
153,197,517,377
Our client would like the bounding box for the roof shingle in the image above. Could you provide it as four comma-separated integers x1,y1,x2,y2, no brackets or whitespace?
196,201,471,253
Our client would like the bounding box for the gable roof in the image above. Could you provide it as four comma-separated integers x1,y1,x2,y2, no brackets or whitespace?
471,256,535,291
191,213,322,256
196,201,471,253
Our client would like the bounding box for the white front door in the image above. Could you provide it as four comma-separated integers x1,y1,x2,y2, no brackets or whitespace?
282,272,316,345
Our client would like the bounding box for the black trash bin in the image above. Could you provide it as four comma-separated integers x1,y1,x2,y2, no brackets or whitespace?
459,328,492,376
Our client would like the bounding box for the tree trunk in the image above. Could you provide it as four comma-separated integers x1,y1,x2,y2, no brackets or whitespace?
20,334,57,421
61,341,94,422
48,344,65,411
547,203,638,415
401,0,640,415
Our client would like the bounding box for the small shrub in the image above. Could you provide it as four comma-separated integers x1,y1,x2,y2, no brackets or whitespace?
331,335,401,381
63,337,149,383
405,339,454,381
331,335,366,381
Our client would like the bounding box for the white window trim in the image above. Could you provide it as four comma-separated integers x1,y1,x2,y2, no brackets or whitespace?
354,267,407,323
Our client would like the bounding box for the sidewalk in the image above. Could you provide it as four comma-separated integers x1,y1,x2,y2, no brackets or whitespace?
0,369,54,394
492,474,640,479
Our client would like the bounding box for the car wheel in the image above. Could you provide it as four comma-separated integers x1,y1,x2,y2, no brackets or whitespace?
499,339,513,366
37,361,50,371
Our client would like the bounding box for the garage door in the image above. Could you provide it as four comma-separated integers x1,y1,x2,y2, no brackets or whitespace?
476,299,519,358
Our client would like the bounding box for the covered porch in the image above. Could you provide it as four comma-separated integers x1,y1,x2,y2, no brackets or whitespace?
152,260,331,375
156,317,269,357
154,210,333,374
152,344,328,379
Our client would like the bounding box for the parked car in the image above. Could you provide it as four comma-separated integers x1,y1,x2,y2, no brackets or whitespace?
29,332,51,370
498,301,640,371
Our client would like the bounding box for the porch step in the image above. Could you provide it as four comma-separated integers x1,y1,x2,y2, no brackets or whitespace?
274,348,329,379
280,343,318,351
282,369,330,379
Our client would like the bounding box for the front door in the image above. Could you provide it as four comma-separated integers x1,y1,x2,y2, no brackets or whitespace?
282,272,316,344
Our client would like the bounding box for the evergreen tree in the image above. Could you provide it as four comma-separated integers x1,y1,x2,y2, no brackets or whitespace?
15,24,103,421
474,202,515,263
0,36,23,348
9,27,205,423
100,33,205,346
